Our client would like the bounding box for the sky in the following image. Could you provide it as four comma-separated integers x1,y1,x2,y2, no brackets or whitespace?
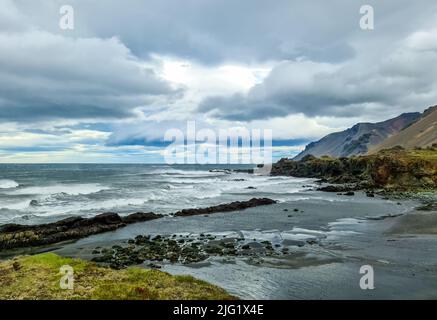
1,0,437,163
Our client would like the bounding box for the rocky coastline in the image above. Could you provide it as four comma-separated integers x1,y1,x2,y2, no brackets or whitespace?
271,147,437,193
90,232,290,270
0,198,277,250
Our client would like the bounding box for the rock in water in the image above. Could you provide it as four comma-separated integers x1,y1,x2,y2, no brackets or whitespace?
174,198,277,217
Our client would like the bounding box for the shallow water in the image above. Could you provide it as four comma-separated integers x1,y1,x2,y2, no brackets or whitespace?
52,190,437,299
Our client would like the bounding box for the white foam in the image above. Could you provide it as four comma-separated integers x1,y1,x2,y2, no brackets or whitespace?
328,218,362,227
0,179,19,189
9,183,110,196
0,200,32,210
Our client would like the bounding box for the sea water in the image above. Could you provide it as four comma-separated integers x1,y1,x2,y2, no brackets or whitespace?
0,163,312,225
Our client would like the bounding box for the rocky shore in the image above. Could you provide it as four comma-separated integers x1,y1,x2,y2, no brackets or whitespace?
271,147,437,192
0,198,276,250
174,198,276,217
90,232,290,270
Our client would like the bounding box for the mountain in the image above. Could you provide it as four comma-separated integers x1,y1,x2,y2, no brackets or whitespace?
293,112,421,160
370,105,437,153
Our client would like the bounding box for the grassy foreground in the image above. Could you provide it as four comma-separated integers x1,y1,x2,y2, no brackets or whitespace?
0,253,235,300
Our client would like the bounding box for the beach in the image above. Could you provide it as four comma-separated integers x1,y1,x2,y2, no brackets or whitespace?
1,164,437,299
27,194,437,299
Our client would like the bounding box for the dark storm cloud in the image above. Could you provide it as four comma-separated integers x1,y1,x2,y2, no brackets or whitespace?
198,52,437,121
0,1,177,122
196,1,437,121
2,0,437,126
11,0,382,65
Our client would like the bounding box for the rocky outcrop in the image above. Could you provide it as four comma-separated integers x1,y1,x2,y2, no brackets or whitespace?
174,198,277,217
0,212,162,250
272,147,437,190
0,198,276,250
91,233,288,270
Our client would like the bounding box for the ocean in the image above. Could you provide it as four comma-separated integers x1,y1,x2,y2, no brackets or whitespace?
0,163,312,225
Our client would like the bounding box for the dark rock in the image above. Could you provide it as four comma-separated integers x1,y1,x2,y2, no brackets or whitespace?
317,185,355,192
29,200,39,206
0,211,158,250
174,198,277,217
417,202,437,211
121,212,162,224
343,191,355,196
0,198,276,250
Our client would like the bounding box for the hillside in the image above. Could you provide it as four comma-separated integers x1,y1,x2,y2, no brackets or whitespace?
370,106,437,153
293,113,420,160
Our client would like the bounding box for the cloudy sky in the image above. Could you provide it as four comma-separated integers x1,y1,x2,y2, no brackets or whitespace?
1,0,437,163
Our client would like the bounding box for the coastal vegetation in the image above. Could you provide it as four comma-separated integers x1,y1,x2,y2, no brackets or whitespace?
0,253,235,300
271,147,437,192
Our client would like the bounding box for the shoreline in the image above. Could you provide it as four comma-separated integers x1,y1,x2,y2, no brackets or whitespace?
43,191,437,299
1,189,436,299
0,198,276,251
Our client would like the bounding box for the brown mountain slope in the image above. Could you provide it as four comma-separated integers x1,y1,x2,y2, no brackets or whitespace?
370,106,437,153
293,112,420,160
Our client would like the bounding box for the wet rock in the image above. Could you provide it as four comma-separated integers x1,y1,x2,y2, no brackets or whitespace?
91,231,292,269
317,185,354,192
29,200,39,206
417,201,437,211
0,212,162,250
282,239,305,247
174,198,277,217
121,212,162,224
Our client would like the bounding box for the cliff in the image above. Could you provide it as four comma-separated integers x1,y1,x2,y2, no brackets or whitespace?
272,147,437,191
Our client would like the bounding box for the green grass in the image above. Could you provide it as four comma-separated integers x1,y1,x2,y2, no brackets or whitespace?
0,253,235,300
